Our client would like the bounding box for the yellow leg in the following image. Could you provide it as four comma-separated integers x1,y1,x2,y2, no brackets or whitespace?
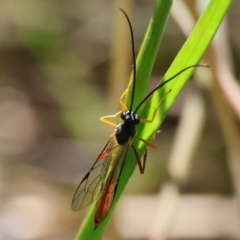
140,90,171,123
100,111,122,128
135,132,159,149
120,71,135,110
119,89,129,111
100,86,132,128
140,106,159,124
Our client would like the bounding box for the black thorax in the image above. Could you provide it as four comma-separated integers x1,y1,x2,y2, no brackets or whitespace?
115,111,140,145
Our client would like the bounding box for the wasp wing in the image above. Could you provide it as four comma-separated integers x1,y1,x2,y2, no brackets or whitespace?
72,135,120,211
94,143,129,226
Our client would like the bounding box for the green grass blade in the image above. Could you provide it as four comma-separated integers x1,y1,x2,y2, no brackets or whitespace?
118,0,232,212
139,0,232,145
74,0,231,239
74,0,172,239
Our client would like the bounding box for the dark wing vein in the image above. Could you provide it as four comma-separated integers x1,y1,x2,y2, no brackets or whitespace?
94,143,130,222
71,135,117,211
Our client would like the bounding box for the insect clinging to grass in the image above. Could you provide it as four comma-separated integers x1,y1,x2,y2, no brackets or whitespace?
71,8,209,228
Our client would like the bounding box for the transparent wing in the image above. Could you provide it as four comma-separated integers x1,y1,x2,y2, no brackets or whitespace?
71,135,118,211
94,143,130,222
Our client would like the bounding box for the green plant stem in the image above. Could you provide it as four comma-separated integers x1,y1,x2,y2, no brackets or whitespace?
74,0,232,239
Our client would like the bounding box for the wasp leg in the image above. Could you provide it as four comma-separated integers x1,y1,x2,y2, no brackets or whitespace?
119,88,129,111
120,70,136,110
100,111,122,128
140,90,171,123
132,131,161,173
100,87,131,128
131,145,147,174
135,132,159,149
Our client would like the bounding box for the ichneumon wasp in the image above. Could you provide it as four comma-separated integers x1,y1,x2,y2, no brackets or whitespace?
71,8,209,228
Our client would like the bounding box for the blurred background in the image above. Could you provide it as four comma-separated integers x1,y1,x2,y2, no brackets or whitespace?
0,0,239,239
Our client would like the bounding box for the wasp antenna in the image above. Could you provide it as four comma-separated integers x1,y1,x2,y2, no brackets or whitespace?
119,8,136,111
134,64,210,113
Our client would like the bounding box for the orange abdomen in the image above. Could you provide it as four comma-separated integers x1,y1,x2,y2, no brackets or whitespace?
94,175,116,227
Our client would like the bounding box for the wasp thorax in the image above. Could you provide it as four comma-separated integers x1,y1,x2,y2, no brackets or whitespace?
121,111,140,125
